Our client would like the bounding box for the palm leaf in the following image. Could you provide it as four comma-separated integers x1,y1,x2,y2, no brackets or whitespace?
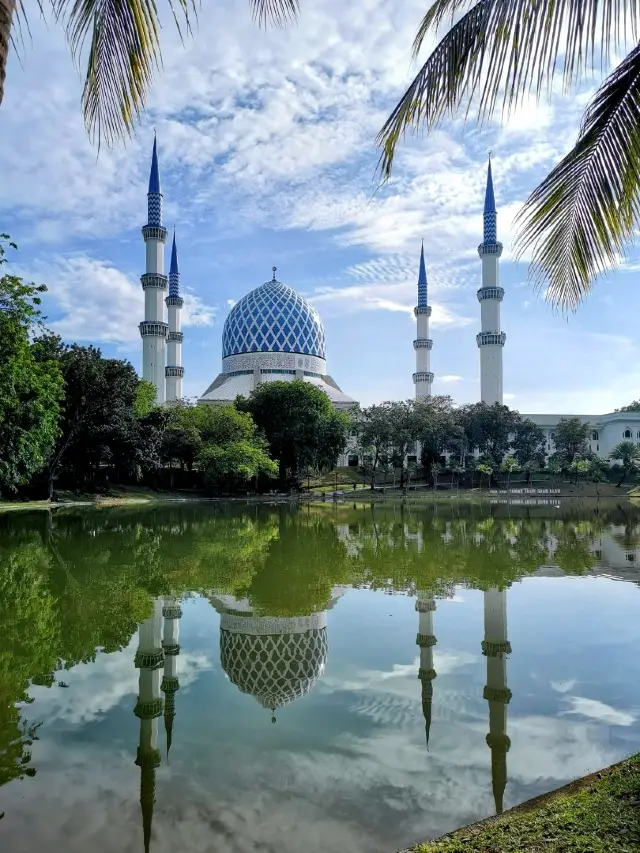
515,42,640,309
51,0,298,147
377,0,640,179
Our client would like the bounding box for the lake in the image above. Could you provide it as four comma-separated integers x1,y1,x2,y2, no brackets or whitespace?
1,501,640,853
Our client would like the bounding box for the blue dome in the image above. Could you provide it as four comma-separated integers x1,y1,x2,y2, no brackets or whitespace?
222,279,326,360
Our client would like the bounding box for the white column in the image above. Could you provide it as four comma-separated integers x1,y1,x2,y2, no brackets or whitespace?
477,160,505,405
134,599,164,853
161,597,182,756
482,587,511,814
416,592,437,747
413,244,434,399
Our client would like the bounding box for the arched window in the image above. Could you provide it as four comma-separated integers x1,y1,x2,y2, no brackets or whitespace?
591,430,599,441
624,429,632,439
550,432,556,441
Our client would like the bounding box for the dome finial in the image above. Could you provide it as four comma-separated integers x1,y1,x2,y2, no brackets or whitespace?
272,266,277,282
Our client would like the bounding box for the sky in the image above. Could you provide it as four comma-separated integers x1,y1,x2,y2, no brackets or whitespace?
2,0,640,412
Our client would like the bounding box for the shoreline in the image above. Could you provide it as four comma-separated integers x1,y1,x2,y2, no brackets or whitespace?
403,752,640,853
0,483,637,513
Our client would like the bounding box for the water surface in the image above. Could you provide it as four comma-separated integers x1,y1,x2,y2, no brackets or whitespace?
1,503,639,852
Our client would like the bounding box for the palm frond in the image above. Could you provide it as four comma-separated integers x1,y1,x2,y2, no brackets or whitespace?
52,0,197,147
377,0,640,179
515,42,640,310
249,0,299,27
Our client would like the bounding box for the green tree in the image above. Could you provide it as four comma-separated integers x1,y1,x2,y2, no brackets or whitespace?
459,403,520,467
0,240,63,495
609,440,640,487
500,456,519,487
134,380,159,418
237,381,349,487
198,439,277,491
553,418,591,468
377,0,640,309
615,400,640,412
512,420,547,481
357,403,394,487
32,340,143,497
0,1,293,147
415,395,460,469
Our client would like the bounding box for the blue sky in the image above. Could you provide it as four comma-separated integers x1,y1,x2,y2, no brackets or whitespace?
2,0,639,411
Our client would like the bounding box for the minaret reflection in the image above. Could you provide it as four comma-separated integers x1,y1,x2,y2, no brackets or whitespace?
161,597,182,758
482,587,512,814
133,599,165,853
416,592,437,747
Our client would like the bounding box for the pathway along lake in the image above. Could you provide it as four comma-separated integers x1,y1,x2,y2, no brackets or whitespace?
1,502,640,852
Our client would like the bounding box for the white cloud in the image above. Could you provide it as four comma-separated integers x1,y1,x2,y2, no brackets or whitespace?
22,256,215,348
562,696,637,727
440,375,463,384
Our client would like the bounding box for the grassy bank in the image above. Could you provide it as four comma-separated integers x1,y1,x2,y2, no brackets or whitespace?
407,753,640,853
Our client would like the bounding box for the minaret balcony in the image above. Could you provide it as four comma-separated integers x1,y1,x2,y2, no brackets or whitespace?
416,633,437,648
134,698,164,720
161,676,180,694
413,339,433,350
141,273,168,291
476,331,506,348
477,286,504,302
168,331,184,343
142,225,168,243
483,685,512,704
162,641,181,656
166,296,184,308
134,648,165,669
481,639,512,657
415,599,436,613
162,604,183,619
139,321,168,338
413,372,434,384
486,733,511,753
165,365,185,378
478,240,503,257
414,305,432,317
418,667,437,682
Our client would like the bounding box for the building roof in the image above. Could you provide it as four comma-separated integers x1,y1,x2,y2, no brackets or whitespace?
198,370,358,409
222,276,326,360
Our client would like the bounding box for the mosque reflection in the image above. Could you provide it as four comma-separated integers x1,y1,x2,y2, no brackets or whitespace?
110,504,640,851
132,583,513,851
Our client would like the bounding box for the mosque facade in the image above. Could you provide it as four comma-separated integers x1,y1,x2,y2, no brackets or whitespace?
138,141,640,457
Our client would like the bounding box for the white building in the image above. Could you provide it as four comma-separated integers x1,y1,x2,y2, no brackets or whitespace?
198,266,357,412
134,141,640,461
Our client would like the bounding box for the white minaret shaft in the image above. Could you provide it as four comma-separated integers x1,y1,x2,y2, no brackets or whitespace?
134,599,164,853
165,232,185,403
482,587,512,815
477,159,505,405
161,596,182,756
413,242,434,399
140,136,168,405
416,592,437,747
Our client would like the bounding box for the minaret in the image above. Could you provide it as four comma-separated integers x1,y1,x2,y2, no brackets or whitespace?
134,600,165,853
161,596,182,756
482,587,512,815
413,242,434,399
477,158,506,405
139,136,168,405
165,232,185,404
416,591,437,747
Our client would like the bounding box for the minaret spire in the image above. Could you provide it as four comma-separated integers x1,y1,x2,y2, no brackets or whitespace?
416,591,437,747
134,600,165,853
165,231,185,404
140,136,168,404
161,597,182,758
482,588,512,815
413,241,434,399
477,156,505,405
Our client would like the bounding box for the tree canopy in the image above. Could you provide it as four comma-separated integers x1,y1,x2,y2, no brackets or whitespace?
237,380,350,486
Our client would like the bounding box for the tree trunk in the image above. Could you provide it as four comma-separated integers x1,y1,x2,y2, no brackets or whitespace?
0,0,14,107
617,470,627,488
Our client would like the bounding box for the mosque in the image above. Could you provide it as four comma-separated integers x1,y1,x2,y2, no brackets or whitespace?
137,140,640,459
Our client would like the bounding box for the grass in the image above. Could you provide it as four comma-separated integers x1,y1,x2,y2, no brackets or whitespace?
408,753,640,853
